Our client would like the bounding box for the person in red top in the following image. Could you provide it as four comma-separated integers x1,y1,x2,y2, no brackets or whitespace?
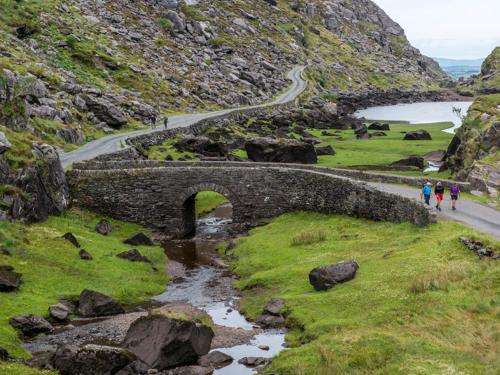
434,181,444,211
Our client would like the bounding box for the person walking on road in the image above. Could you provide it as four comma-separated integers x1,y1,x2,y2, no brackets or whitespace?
450,183,460,211
422,182,432,206
435,181,444,211
164,116,169,129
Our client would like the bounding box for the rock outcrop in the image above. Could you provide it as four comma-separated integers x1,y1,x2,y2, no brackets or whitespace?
245,137,317,164
78,289,125,317
9,315,53,337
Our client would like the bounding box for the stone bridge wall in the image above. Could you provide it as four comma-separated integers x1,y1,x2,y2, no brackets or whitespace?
68,162,433,237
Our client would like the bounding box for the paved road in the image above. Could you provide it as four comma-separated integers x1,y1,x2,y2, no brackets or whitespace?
60,66,307,167
370,182,500,239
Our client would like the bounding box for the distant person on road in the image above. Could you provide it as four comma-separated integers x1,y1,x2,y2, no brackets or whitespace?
164,117,169,129
422,182,432,206
435,181,444,211
450,183,460,211
420,179,429,201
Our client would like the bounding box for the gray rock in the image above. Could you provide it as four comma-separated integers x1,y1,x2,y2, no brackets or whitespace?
49,303,70,321
368,122,390,131
79,249,93,260
164,10,185,32
245,137,317,164
9,315,53,337
123,232,154,246
391,156,425,169
315,145,336,156
117,249,151,263
62,232,80,248
123,315,214,370
309,260,359,291
0,132,12,154
78,289,125,317
82,95,127,128
404,130,432,141
95,219,113,235
263,298,285,316
56,128,85,144
198,350,233,369
0,265,22,292
238,357,270,368
52,344,136,375
164,366,214,375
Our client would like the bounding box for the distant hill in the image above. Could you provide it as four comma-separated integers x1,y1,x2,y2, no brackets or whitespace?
433,57,484,79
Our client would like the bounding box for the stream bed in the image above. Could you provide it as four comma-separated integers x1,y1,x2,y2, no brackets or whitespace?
154,204,286,374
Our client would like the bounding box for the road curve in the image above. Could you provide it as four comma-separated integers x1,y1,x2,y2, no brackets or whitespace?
61,66,307,167
370,182,500,239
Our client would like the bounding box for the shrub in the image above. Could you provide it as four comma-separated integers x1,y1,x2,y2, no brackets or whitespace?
158,18,173,30
291,229,327,246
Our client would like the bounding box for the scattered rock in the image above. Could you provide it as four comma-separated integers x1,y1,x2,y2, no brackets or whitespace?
95,219,113,235
116,249,151,263
0,132,12,154
198,350,233,369
78,289,125,317
123,232,154,246
263,298,285,316
371,131,387,137
256,314,286,328
459,237,499,259
258,345,270,351
164,365,214,375
368,122,390,131
52,344,136,375
0,346,8,361
315,145,336,156
79,249,93,261
354,123,369,139
238,356,270,368
62,232,80,248
309,260,359,291
0,265,22,292
391,156,425,169
123,315,214,370
404,130,432,141
9,315,53,337
49,303,71,322
245,137,317,164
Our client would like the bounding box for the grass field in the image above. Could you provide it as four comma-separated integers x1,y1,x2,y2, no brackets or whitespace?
227,212,500,375
309,121,454,174
195,191,229,218
0,209,167,361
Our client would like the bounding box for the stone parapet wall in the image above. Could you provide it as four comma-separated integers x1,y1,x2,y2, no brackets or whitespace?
74,160,472,193
68,163,434,237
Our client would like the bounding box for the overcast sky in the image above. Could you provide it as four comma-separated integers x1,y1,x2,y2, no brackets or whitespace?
372,0,500,60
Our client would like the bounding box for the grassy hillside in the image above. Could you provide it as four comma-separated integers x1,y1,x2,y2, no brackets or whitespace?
227,212,499,375
0,209,167,359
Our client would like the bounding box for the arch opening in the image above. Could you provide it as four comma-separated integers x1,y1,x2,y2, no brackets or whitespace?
181,190,233,238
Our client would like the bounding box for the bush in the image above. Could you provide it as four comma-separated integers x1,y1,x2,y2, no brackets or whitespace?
291,229,327,246
158,18,173,30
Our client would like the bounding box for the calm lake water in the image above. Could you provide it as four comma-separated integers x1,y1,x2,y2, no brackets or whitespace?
354,101,473,134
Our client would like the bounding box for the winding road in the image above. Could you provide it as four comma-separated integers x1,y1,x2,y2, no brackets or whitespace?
60,66,307,168
60,65,499,239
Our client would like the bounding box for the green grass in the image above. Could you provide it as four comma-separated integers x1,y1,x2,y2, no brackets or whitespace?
0,363,57,375
310,121,454,172
226,212,500,375
195,191,229,218
0,209,167,358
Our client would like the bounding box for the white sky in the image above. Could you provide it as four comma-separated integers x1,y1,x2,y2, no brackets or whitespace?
372,0,500,60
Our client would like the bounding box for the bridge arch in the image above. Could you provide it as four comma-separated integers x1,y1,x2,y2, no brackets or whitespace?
179,183,239,237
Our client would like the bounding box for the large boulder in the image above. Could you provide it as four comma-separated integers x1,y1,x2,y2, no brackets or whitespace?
315,145,336,156
391,156,425,169
9,315,53,337
368,122,390,131
82,95,127,128
404,130,432,141
256,298,286,328
78,289,125,317
245,137,317,164
174,135,228,157
198,350,233,369
123,232,154,246
0,265,22,292
309,260,359,291
52,344,136,375
123,315,214,370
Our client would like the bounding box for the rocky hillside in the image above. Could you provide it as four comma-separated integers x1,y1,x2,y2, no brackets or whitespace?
0,0,448,167
457,47,500,95
442,48,499,197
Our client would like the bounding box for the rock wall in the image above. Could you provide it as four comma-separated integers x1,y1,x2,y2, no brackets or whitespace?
68,161,433,237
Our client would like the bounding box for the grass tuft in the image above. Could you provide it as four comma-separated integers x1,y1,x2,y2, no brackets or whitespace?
291,229,327,246
409,261,471,294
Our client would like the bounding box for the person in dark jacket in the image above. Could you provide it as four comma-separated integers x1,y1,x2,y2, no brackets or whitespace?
434,181,445,211
450,183,460,211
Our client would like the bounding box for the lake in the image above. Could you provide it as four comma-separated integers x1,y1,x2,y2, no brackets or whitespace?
354,101,473,134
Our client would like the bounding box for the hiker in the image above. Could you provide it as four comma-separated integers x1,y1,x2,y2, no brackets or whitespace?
420,179,430,201
422,182,432,206
450,183,460,211
164,116,169,129
434,181,444,211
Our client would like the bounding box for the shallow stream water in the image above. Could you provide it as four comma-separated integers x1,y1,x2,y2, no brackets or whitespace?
154,204,286,374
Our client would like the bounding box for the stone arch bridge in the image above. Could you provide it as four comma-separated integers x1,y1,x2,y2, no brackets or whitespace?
67,161,433,237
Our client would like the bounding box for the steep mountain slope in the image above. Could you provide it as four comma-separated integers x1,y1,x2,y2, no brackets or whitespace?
0,0,447,168
442,48,499,197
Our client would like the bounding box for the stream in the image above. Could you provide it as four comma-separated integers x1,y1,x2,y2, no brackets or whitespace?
154,203,287,374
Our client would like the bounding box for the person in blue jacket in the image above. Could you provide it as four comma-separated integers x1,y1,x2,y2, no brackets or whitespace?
422,182,432,206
